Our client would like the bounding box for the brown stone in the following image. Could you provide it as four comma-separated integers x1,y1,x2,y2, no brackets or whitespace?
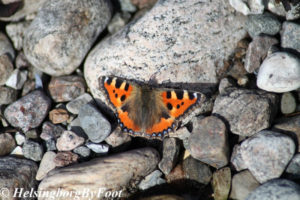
49,108,69,124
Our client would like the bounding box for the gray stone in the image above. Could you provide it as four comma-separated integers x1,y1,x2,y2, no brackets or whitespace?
229,0,265,15
281,92,297,114
0,86,17,105
286,153,300,179
138,170,166,190
0,0,46,21
4,90,51,132
183,156,212,185
244,35,278,73
56,130,85,151
267,0,286,17
189,116,229,169
230,170,260,200
274,115,300,152
40,121,65,140
86,142,109,154
48,76,86,102
239,131,295,183
281,22,300,53
0,32,15,59
212,87,278,136
36,151,56,180
78,103,111,143
0,133,16,156
158,138,180,175
23,0,112,76
73,146,91,158
257,52,300,93
246,179,300,200
66,93,93,114
231,144,247,171
45,139,57,151
24,129,38,139
0,54,14,86
5,21,31,50
5,69,28,90
38,148,160,199
245,12,281,38
212,167,231,200
105,127,132,148
119,0,136,12
84,0,247,102
108,12,131,34
0,157,38,200
15,51,31,69
286,3,300,20
23,140,44,161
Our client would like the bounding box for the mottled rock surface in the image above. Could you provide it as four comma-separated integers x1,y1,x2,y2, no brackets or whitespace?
212,167,231,200
0,133,16,156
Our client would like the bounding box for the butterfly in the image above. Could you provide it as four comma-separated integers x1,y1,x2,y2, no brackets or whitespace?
99,76,205,139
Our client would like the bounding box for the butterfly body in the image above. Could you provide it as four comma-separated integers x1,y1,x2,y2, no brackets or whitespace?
100,76,203,139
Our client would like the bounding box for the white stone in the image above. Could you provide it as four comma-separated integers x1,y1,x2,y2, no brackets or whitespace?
229,0,250,15
36,151,56,180
15,132,25,145
86,142,109,154
10,146,23,156
5,69,28,90
257,52,300,93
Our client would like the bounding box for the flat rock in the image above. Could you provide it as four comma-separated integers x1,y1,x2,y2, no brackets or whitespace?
36,151,56,180
158,137,180,175
245,12,281,38
0,54,14,86
84,0,247,101
56,130,85,151
257,52,300,93
237,130,295,183
0,157,38,200
212,167,231,200
0,86,17,105
23,140,44,161
182,156,212,185
274,115,300,151
244,35,278,73
138,170,166,190
23,0,111,76
78,103,111,143
0,133,16,156
212,87,278,136
38,148,160,199
48,76,86,102
189,116,229,168
4,90,51,132
230,170,260,200
246,179,300,200
66,93,93,114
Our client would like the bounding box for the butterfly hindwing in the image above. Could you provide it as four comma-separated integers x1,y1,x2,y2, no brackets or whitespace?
100,76,203,139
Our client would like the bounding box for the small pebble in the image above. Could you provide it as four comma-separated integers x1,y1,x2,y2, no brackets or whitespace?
286,2,300,20
281,21,300,53
138,170,166,190
49,108,69,124
131,0,157,9
86,142,109,154
22,140,44,161
48,76,86,102
5,21,31,50
0,32,15,59
0,133,16,156
105,127,131,148
5,69,28,90
0,54,14,85
25,129,39,139
0,86,17,105
73,146,91,158
281,92,297,114
10,146,23,156
108,12,131,34
54,151,79,167
56,130,85,151
45,139,57,151
286,153,300,179
119,0,136,12
267,0,286,17
4,90,51,132
212,167,231,200
15,132,25,145
36,151,56,180
78,103,111,143
40,121,65,140
66,93,93,114
257,52,300,93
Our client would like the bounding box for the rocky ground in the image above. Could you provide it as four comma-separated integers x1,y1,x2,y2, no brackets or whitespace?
0,0,300,199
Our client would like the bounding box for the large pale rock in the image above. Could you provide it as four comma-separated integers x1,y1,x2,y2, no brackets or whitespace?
257,52,300,93
23,0,112,76
84,0,247,101
38,148,160,199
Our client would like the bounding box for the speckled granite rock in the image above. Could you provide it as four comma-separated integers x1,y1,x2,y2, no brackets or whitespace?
23,0,112,76
84,0,247,102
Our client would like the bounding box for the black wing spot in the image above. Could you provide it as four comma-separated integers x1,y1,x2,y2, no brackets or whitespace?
167,103,173,110
113,89,115,93
188,92,195,100
177,104,180,109
175,91,183,99
115,94,118,98
115,79,123,88
121,104,129,112
166,91,172,99
121,95,126,101
106,77,112,85
124,83,129,91
162,111,170,119
181,102,184,105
